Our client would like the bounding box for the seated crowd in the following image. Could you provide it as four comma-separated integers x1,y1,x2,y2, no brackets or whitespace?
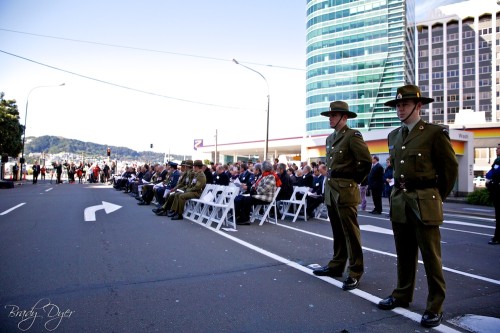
112,158,329,224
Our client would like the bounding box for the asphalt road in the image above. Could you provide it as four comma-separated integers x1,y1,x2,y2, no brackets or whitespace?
0,181,498,333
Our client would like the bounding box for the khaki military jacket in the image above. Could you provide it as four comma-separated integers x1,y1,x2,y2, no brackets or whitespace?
185,170,206,196
324,125,372,207
388,119,458,225
172,170,191,192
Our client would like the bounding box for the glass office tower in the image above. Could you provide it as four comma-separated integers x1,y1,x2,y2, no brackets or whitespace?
305,0,415,135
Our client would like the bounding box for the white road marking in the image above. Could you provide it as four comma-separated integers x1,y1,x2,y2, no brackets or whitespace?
444,220,495,229
212,226,462,333
463,207,493,212
0,203,26,216
45,188,53,192
277,223,500,286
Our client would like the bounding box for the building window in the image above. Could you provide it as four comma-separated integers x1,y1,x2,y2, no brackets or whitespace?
419,38,428,45
419,50,428,57
448,69,459,77
419,61,428,68
433,108,443,115
448,82,460,89
432,47,443,55
432,59,443,67
464,55,474,63
463,30,474,38
448,33,458,41
432,35,443,43
448,57,458,65
433,83,443,90
480,41,490,48
448,107,459,114
464,93,474,100
463,68,474,76
448,95,458,101
447,45,458,53
419,73,429,81
480,91,492,99
479,104,492,111
479,66,491,73
463,43,474,51
435,96,443,102
432,71,444,79
479,53,491,61
464,80,474,88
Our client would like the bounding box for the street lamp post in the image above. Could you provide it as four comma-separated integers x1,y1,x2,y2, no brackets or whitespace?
232,59,270,161
21,83,65,179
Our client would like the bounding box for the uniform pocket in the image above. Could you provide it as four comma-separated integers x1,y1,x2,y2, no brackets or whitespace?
408,149,430,172
416,189,443,225
335,179,359,206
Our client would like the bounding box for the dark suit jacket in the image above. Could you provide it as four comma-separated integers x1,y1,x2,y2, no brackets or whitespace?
213,172,230,186
368,163,384,191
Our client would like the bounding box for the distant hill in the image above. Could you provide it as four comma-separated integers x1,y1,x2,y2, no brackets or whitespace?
24,135,189,162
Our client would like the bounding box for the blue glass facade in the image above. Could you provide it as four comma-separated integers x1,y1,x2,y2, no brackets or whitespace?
306,0,416,134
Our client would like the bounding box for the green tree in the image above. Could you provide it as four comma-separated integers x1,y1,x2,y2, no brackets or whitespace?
0,92,23,157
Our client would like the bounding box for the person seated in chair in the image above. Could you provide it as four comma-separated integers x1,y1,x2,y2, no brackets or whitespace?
233,161,281,225
306,164,327,218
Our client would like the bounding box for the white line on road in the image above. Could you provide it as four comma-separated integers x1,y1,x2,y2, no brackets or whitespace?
463,207,493,212
277,223,500,286
445,220,495,229
213,226,462,333
0,203,26,216
45,188,53,192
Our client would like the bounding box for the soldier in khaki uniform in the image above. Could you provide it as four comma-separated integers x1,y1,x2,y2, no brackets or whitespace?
378,85,458,328
154,160,194,216
312,101,372,291
169,160,206,220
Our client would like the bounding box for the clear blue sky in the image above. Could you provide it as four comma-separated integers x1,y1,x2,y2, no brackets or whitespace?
0,0,465,155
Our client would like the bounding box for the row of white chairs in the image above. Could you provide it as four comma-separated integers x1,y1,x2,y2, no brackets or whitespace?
182,184,328,231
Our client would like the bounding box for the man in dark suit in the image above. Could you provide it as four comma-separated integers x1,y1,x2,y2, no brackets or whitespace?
368,155,384,214
213,165,230,185
32,161,41,184
378,85,458,328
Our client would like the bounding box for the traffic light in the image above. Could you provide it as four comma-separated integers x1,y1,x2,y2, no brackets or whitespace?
150,144,153,149
107,148,111,157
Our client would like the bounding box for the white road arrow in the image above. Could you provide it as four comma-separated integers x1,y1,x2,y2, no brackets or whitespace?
84,201,122,221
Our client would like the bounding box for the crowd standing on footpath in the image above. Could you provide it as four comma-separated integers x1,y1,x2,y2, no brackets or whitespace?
486,143,500,245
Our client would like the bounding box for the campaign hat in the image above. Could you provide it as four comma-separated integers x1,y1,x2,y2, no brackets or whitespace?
320,101,357,119
384,85,434,107
193,160,204,167
182,160,193,167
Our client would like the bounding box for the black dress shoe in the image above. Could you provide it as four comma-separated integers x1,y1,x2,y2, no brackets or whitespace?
420,311,443,328
369,210,382,214
167,211,177,217
137,201,149,206
155,210,167,216
171,214,183,220
312,266,343,278
488,238,500,245
342,276,359,290
236,218,251,225
378,296,409,310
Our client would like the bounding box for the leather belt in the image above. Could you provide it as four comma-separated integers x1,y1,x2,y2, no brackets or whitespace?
395,179,437,191
330,171,355,179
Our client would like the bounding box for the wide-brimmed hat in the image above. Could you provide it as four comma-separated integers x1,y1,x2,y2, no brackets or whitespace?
320,101,357,119
384,85,434,107
193,160,204,167
182,160,193,167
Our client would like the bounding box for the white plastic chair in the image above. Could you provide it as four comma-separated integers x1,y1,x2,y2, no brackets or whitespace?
250,187,281,226
184,184,218,222
280,186,309,222
203,186,239,230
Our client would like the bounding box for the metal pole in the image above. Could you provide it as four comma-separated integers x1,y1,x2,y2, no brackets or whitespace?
22,83,65,178
232,59,270,161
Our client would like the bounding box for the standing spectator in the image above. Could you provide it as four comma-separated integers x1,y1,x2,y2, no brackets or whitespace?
383,158,394,200
32,161,41,184
486,143,500,245
40,165,46,180
368,155,384,214
377,85,458,328
358,178,368,211
203,164,213,185
55,162,63,184
312,101,371,291
13,163,19,181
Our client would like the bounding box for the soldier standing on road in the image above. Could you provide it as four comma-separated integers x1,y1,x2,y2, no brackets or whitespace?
378,85,458,328
312,101,372,291
485,143,500,245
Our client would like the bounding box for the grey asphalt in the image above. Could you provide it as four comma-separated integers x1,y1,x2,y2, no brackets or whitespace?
0,181,498,333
